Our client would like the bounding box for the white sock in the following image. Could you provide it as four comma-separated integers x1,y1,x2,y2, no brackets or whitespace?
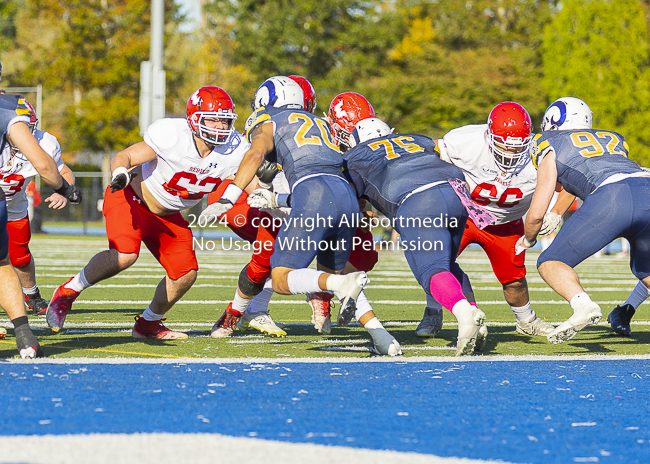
22,285,38,295
232,291,251,314
286,269,323,295
570,292,593,311
624,281,650,309
354,291,373,320
142,306,164,321
65,268,92,292
510,302,535,322
247,280,274,316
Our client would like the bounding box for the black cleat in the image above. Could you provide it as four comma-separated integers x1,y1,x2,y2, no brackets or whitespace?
25,291,49,316
607,304,636,336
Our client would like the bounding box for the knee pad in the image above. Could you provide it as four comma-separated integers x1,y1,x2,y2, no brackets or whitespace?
9,243,31,268
238,265,266,297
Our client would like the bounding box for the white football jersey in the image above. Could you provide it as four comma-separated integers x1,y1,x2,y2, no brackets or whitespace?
0,130,65,221
438,124,537,225
142,118,250,211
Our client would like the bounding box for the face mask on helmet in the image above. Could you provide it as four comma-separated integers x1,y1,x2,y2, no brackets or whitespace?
288,75,316,113
541,97,593,131
187,86,237,145
326,92,375,151
251,76,304,111
348,118,393,149
487,102,533,171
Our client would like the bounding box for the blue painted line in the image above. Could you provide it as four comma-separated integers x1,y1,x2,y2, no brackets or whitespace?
1,360,648,463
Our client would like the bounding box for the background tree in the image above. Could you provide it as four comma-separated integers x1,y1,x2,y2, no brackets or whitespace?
542,0,650,164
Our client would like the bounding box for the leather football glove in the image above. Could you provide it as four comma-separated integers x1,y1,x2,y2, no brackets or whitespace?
109,167,138,193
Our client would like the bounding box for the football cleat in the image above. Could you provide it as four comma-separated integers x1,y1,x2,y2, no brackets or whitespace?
607,304,635,336
453,302,486,356
239,312,286,337
25,292,49,316
132,315,189,340
46,278,81,332
210,305,242,338
0,327,6,339
547,302,602,344
415,306,443,337
515,311,555,336
308,292,333,334
336,272,369,327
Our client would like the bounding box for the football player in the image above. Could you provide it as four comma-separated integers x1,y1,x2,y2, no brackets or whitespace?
301,91,379,334
46,86,252,338
204,75,317,338
212,76,401,355
517,96,650,343
0,92,82,357
0,100,76,315
342,117,488,356
416,102,555,339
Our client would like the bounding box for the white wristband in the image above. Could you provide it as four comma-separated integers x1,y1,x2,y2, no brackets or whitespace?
111,166,129,180
523,237,537,248
221,183,243,204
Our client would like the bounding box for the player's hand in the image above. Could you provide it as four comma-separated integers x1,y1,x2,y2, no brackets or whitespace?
109,167,138,193
201,199,234,220
515,235,536,255
539,212,562,236
45,193,67,209
255,160,279,189
247,189,278,208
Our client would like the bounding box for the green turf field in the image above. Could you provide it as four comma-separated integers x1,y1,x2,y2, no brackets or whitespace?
1,234,648,359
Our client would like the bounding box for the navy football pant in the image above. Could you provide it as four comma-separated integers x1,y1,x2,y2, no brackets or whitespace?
539,177,650,280
395,183,469,295
271,175,359,271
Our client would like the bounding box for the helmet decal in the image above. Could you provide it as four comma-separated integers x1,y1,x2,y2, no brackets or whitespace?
543,101,567,130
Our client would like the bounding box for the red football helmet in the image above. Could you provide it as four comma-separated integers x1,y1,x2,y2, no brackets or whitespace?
327,92,375,151
288,75,316,113
487,102,532,171
187,86,237,145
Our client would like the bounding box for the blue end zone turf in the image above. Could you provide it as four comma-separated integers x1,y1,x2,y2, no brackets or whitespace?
1,360,648,463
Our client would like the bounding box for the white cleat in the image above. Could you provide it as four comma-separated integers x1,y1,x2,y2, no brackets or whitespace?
334,272,370,327
453,301,486,356
239,313,286,337
547,303,602,344
474,325,488,352
516,312,555,336
415,307,443,337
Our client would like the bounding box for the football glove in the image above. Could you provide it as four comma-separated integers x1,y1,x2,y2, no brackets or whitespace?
539,212,562,237
247,189,278,208
515,235,536,255
109,167,138,193
255,160,279,189
54,178,82,205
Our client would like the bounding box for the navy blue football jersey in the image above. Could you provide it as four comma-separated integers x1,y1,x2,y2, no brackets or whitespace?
531,129,642,199
246,106,344,189
343,133,465,218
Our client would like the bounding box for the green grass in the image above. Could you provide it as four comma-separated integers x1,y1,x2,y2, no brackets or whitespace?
1,235,648,359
